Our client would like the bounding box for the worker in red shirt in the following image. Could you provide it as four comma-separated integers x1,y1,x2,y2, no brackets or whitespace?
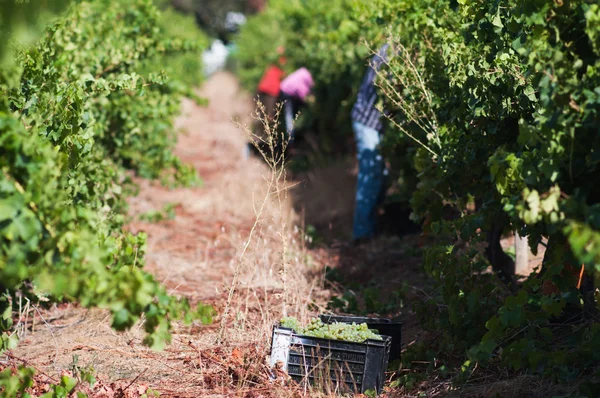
257,48,285,116
248,47,286,158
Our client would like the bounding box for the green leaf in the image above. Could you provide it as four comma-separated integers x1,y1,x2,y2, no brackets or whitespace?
61,375,78,392
523,86,537,102
491,13,504,28
0,199,18,221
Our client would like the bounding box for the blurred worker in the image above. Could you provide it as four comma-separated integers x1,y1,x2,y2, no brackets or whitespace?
202,40,230,77
350,43,391,243
279,67,314,143
256,46,286,125
246,47,287,159
224,11,246,34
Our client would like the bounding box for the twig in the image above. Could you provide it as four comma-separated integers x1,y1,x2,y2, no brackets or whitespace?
120,367,148,395
33,305,59,366
72,345,155,359
95,62,122,79
365,36,441,158
576,263,584,289
216,170,274,343
5,352,60,384
217,100,291,341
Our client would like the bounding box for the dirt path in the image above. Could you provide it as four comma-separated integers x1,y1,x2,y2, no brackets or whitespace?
126,72,261,302
11,72,312,396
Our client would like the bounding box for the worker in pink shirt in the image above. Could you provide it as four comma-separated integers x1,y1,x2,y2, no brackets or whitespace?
279,67,314,143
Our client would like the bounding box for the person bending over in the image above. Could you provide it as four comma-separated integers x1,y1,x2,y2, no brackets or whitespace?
350,44,391,243
279,67,314,144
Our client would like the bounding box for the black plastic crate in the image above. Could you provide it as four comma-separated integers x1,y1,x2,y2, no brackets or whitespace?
270,326,391,394
319,315,402,362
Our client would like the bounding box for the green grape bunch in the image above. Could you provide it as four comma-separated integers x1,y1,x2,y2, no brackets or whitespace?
280,317,382,343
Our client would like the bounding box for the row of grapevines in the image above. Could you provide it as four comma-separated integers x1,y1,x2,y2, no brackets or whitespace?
0,0,212,362
237,0,600,389
354,0,600,387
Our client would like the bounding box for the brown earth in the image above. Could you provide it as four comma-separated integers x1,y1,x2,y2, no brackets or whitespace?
6,72,551,398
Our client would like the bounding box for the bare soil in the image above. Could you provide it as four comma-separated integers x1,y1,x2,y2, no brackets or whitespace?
6,73,548,398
